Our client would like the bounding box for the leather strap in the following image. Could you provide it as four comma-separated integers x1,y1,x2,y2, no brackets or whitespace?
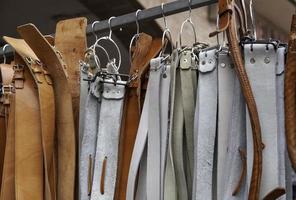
90,80,126,200
216,50,236,198
126,80,150,200
276,47,292,200
147,58,162,200
210,1,264,199
79,78,102,200
0,87,15,200
115,33,162,200
164,49,178,200
244,43,285,199
14,56,44,200
0,63,14,189
0,62,15,200
193,49,218,200
222,62,247,199
55,17,87,151
17,23,76,200
4,36,56,200
179,50,197,194
285,14,296,171
171,55,188,200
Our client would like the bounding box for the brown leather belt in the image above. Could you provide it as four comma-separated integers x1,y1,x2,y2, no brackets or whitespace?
0,62,14,199
17,24,76,200
114,33,162,200
285,14,296,172
4,36,57,200
210,0,263,199
54,17,87,199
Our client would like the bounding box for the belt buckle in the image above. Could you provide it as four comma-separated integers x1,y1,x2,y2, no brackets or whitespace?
2,84,14,94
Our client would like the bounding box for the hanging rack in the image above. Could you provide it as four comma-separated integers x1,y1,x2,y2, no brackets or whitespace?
0,0,218,57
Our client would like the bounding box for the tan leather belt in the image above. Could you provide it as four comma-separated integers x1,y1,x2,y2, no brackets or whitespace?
285,14,296,172
54,17,87,199
17,24,76,200
4,36,57,200
115,33,162,200
0,62,14,199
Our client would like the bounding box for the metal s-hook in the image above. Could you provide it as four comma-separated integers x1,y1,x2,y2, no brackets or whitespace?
188,0,192,18
2,44,10,64
249,0,257,40
161,3,168,30
179,0,197,47
159,3,173,57
91,21,100,41
108,16,116,39
135,9,141,35
129,9,142,64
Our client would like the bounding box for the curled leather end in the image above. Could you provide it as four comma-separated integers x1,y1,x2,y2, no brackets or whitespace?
100,156,107,195
209,31,219,38
262,188,285,200
232,148,247,196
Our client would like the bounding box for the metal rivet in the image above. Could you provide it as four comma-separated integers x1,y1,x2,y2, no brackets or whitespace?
202,60,206,65
208,59,213,64
250,58,256,64
184,59,188,63
220,63,226,68
264,57,270,64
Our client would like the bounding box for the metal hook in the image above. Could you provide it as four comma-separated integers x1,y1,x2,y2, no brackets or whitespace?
91,21,100,41
188,0,192,19
2,44,10,64
249,0,257,40
161,3,168,29
179,0,197,47
215,14,226,48
129,9,142,64
135,9,141,35
108,16,116,39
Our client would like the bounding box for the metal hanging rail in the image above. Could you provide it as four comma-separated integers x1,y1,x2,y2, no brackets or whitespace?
0,0,218,56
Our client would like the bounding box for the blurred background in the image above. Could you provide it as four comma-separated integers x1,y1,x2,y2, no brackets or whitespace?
0,0,295,72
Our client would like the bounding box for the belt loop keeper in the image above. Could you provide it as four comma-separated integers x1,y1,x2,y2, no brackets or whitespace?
13,64,25,89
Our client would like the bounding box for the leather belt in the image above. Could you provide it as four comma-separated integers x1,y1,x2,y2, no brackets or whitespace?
126,80,150,200
0,63,14,188
79,78,102,200
147,58,162,200
244,43,285,199
193,49,218,200
164,49,178,200
276,47,292,200
4,36,57,200
222,69,247,200
17,24,76,200
285,14,296,171
90,80,126,200
115,33,162,200
216,50,237,199
0,62,15,200
210,1,263,199
14,56,44,200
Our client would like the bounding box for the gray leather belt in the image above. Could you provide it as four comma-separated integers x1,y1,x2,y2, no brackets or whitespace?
276,47,292,200
79,77,102,200
164,49,178,200
244,44,281,198
126,81,150,200
216,50,236,199
222,58,247,199
90,79,126,200
193,49,218,200
126,56,171,200
147,58,162,200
